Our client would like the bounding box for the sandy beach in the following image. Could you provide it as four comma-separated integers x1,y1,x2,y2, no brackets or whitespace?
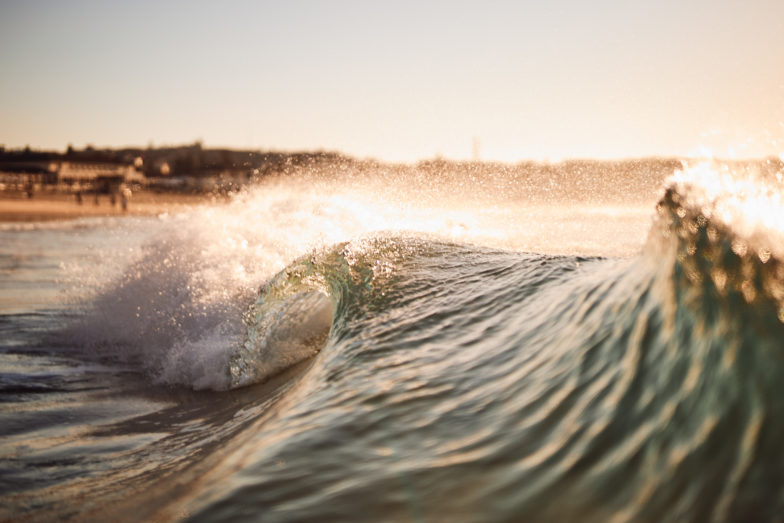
0,191,216,222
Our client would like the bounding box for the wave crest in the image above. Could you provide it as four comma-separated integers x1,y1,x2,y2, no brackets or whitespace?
228,236,416,388
650,161,784,327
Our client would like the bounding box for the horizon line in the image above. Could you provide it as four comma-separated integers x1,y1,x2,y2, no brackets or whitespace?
2,141,782,166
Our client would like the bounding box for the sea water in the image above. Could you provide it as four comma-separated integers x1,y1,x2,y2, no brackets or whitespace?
1,159,784,521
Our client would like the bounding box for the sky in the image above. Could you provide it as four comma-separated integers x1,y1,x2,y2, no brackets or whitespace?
1,0,783,162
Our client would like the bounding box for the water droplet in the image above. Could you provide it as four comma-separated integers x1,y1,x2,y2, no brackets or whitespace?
711,269,727,291
741,280,756,303
731,239,748,257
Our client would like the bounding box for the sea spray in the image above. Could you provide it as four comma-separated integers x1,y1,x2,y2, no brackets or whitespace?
55,165,659,389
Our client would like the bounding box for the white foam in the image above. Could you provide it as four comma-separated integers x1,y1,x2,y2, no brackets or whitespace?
63,170,659,389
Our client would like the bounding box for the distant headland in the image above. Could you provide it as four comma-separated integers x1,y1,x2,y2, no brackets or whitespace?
1,143,780,215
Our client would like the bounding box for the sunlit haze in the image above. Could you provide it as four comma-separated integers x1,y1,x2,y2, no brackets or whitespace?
1,0,783,161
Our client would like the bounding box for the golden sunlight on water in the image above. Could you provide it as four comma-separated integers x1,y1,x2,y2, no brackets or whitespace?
670,161,784,257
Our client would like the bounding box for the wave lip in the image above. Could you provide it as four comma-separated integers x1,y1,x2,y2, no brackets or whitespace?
229,288,333,389
227,236,423,389
227,245,348,389
652,161,784,326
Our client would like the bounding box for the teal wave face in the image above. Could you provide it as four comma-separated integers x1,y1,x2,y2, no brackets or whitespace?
196,182,784,520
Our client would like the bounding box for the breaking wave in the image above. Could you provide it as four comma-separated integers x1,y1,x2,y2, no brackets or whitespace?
25,158,784,521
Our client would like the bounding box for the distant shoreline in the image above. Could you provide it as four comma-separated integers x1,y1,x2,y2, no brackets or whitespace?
0,190,215,222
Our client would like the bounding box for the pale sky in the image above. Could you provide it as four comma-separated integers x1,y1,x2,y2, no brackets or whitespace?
1,0,783,162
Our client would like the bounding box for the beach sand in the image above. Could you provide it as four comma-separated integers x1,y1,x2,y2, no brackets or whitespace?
0,191,216,222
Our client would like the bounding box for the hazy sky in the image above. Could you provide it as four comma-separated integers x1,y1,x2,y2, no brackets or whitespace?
1,0,783,162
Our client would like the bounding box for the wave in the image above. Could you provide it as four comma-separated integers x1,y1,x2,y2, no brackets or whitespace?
54,159,784,392
182,161,784,521
15,158,784,520
52,166,654,390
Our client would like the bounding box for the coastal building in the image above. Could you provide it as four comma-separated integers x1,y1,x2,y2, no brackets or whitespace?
58,161,141,187
0,158,59,194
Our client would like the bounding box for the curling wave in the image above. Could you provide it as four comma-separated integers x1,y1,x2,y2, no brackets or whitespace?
25,158,784,521
184,161,784,521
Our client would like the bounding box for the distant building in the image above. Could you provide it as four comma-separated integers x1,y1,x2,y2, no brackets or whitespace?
58,161,144,189
0,159,58,189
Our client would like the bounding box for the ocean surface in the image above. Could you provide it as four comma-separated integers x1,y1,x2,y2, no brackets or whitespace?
2,159,784,522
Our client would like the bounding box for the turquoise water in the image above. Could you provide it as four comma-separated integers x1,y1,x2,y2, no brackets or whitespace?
2,160,784,521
